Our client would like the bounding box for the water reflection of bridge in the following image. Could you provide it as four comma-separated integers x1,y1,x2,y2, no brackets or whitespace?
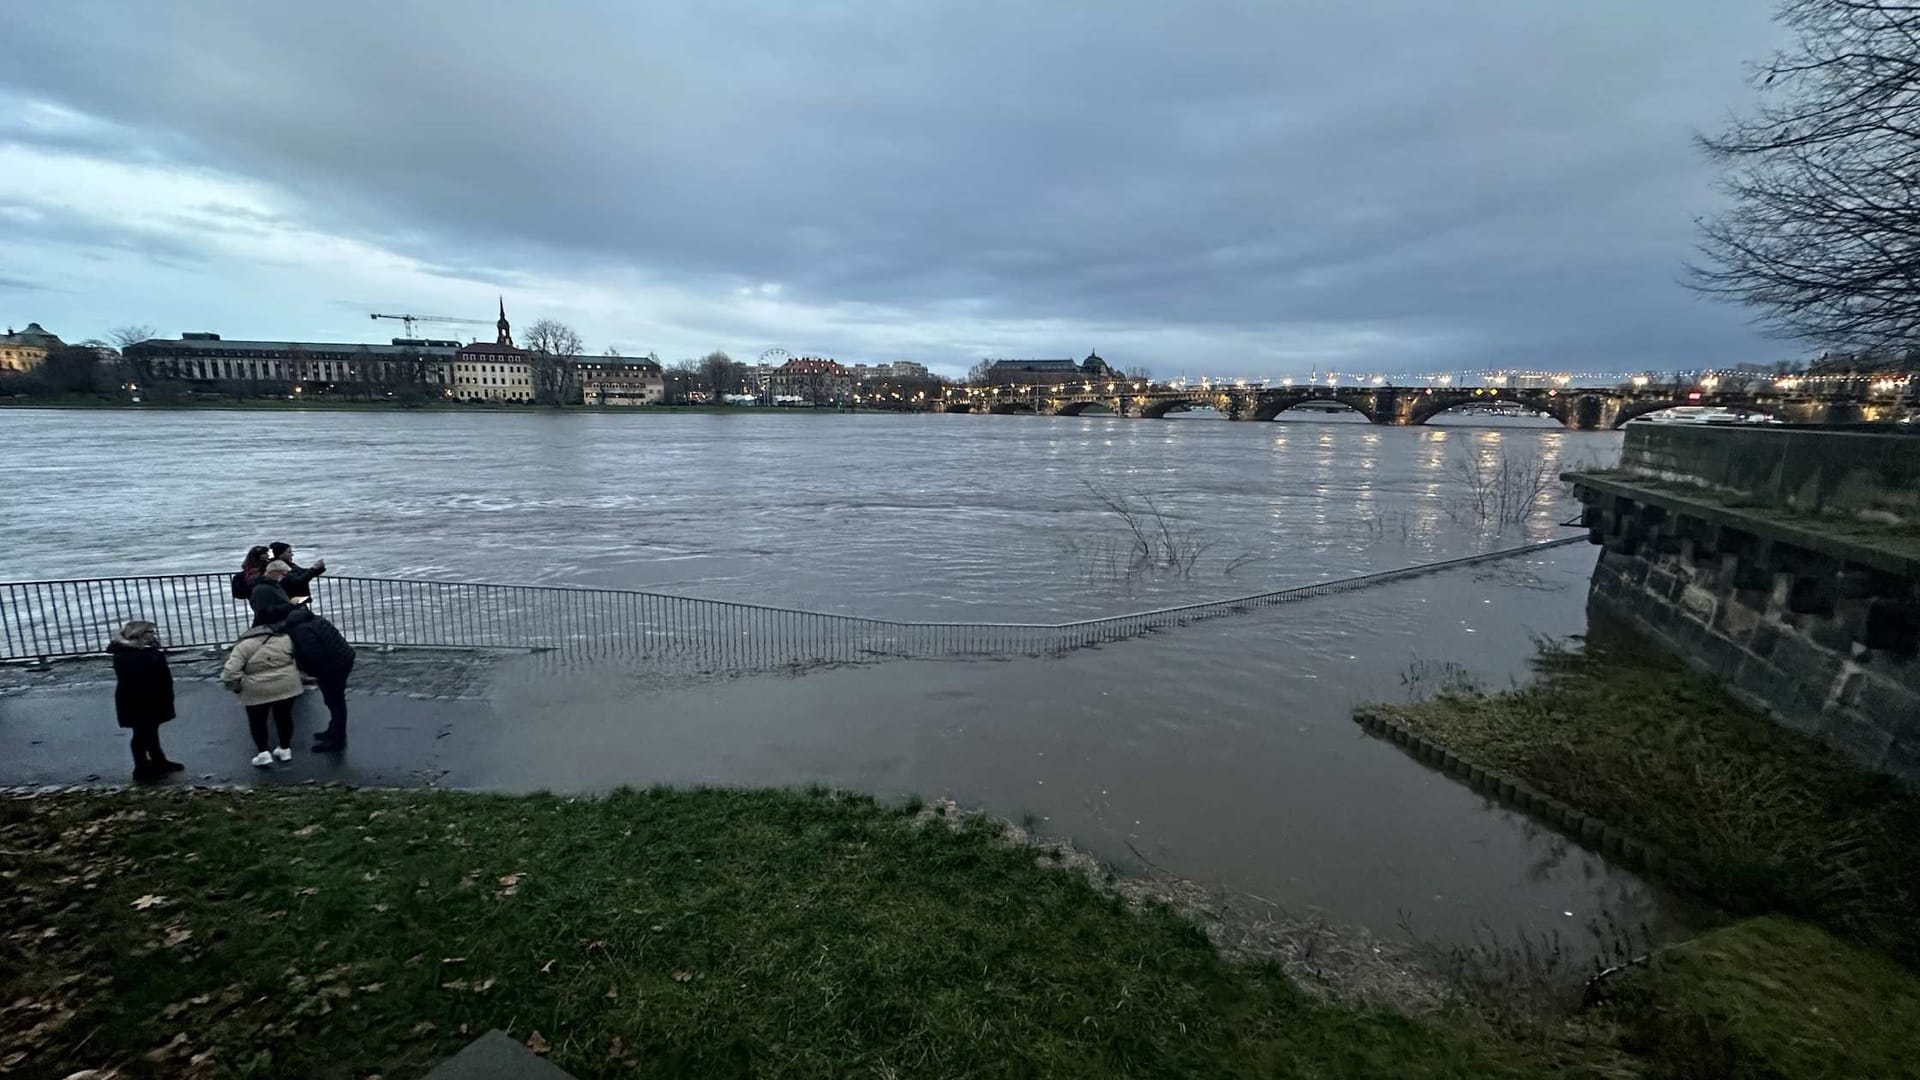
940,381,1919,430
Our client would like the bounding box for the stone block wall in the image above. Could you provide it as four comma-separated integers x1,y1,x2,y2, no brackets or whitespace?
1578,489,1920,784
1615,423,1920,523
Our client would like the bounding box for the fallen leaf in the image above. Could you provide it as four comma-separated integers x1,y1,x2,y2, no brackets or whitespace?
605,986,618,1000
130,894,168,911
440,980,470,992
359,982,385,993
581,939,607,952
525,1031,550,1055
162,926,193,948
440,957,466,965
673,970,694,983
2,1050,27,1068
408,1020,435,1037
372,903,390,913
474,977,495,993
293,824,320,837
498,872,524,890
539,959,556,974
608,1035,625,1061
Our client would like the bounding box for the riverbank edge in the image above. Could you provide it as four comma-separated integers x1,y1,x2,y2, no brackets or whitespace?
1350,707,1687,886
1353,640,1920,1076
1,783,1597,1079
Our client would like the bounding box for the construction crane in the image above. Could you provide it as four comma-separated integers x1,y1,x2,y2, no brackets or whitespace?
370,313,492,338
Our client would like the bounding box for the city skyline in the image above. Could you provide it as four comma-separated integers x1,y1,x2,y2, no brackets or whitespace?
3,2,1792,379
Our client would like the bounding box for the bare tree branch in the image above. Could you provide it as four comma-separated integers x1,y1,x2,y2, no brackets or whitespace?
1691,0,1920,352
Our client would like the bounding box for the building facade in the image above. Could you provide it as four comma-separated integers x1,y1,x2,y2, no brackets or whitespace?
982,350,1115,386
576,357,665,405
771,357,853,405
0,322,63,372
848,360,932,381
452,302,533,402
125,332,458,390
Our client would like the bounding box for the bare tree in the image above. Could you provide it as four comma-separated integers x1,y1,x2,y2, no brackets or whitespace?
968,359,995,385
110,325,156,382
1691,0,1920,351
523,318,584,405
663,359,701,404
700,350,743,398
109,325,155,351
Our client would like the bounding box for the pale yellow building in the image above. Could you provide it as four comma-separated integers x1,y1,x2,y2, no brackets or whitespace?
0,322,62,373
452,302,534,402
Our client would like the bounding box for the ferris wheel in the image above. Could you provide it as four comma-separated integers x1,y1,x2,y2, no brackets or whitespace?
759,348,792,366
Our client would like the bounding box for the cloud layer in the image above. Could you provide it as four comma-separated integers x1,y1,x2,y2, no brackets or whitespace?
0,1,1787,377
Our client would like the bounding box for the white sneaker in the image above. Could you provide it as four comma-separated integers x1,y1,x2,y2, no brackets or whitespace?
272,747,293,762
251,751,273,767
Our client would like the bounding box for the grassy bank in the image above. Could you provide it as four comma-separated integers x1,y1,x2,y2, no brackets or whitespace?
3,786,1568,1080
1372,630,1920,967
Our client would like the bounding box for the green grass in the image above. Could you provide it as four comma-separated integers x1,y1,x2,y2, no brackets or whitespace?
1607,916,1920,1080
1374,631,1920,966
0,786,1563,1080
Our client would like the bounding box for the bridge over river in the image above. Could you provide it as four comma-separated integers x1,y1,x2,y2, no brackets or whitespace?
939,379,1919,429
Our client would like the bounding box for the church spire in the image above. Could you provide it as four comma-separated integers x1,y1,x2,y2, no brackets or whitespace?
496,296,513,347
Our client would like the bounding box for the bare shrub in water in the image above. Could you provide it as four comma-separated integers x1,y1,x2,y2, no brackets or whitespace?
1399,658,1486,701
1446,447,1561,530
1065,481,1257,584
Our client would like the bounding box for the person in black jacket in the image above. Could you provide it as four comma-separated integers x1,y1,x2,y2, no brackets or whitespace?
249,561,296,627
268,542,326,603
282,605,356,752
108,620,182,782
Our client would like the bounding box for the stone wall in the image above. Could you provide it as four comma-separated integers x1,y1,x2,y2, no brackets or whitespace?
1614,423,1920,524
1569,427,1920,785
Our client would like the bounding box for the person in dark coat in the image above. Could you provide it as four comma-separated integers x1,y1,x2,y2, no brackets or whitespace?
282,605,357,752
268,542,327,603
108,620,181,782
232,545,272,600
249,561,296,627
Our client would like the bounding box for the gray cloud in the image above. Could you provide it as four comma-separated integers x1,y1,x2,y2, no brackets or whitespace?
0,1,1788,374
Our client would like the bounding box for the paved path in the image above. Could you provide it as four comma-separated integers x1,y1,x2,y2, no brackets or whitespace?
0,649,500,789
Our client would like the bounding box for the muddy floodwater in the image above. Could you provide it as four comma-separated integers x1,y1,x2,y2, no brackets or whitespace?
2,407,1673,950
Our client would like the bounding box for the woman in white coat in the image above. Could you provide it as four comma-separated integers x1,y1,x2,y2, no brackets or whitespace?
221,623,304,767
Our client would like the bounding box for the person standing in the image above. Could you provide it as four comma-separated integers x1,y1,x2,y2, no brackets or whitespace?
231,545,271,601
220,623,303,767
284,605,356,752
268,542,326,604
249,560,296,627
108,620,182,782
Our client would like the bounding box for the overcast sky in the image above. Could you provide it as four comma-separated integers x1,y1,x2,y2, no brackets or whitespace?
0,2,1788,378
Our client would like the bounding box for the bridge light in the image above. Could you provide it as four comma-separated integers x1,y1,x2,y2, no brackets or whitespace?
1631,375,1649,389
1372,375,1386,385
1281,377,1293,387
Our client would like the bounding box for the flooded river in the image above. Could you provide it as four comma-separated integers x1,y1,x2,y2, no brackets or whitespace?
0,407,1668,949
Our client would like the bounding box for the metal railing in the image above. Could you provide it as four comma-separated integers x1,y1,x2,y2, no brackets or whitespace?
0,536,1589,670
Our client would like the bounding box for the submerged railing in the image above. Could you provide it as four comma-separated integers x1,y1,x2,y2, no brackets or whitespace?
0,536,1588,669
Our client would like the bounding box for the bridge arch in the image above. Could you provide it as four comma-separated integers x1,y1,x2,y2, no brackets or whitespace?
1056,400,1116,417
988,401,1037,415
1612,399,1718,427
1251,395,1377,423
942,402,974,414
1410,391,1578,428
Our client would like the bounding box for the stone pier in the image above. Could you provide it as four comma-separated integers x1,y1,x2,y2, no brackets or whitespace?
1566,425,1920,784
